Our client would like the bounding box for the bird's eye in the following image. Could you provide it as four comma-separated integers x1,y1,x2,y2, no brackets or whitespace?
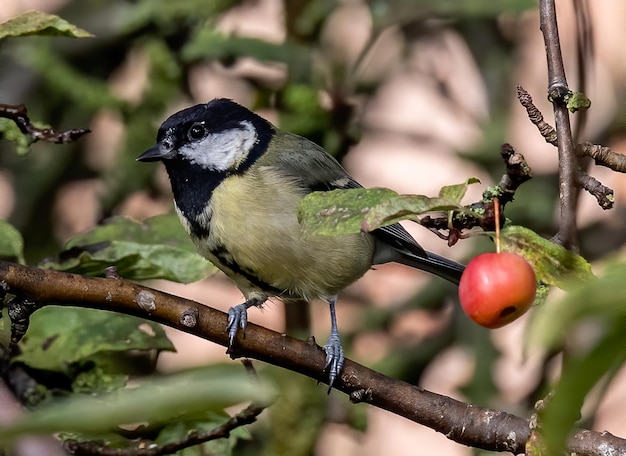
188,123,207,141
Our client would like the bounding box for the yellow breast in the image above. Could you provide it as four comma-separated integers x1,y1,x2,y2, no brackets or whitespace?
197,166,375,300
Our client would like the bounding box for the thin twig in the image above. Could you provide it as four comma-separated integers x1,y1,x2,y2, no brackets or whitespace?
0,103,90,144
420,143,533,240
577,173,614,210
516,88,616,210
64,402,268,456
577,142,626,172
516,86,557,146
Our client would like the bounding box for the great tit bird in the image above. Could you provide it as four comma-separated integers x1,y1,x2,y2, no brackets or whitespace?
137,98,464,387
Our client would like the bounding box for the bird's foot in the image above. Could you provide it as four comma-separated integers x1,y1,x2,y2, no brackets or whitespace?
323,333,344,390
227,303,249,349
226,297,265,351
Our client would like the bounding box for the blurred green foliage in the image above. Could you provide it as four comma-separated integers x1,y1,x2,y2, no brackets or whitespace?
40,214,216,282
0,0,623,455
0,11,93,39
0,364,271,455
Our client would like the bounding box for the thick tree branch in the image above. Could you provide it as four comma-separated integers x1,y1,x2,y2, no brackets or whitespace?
539,0,580,250
0,261,624,455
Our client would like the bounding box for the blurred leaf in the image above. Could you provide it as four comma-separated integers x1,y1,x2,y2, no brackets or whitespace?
368,0,536,27
156,411,250,456
0,219,24,263
426,0,536,16
526,262,626,351
262,368,329,456
298,188,398,236
39,214,215,282
101,39,181,212
0,11,93,39
438,177,480,203
499,226,593,288
0,118,33,155
15,307,174,372
278,85,329,137
0,365,274,443
124,0,237,31
16,44,122,111
288,0,337,38
539,323,625,454
182,29,312,82
71,360,129,395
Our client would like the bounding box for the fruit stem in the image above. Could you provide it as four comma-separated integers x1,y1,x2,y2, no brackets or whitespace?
494,197,501,253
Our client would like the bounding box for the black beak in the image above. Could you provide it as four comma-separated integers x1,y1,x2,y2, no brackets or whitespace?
137,144,169,162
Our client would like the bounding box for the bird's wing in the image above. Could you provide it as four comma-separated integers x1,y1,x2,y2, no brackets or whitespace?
265,131,427,258
265,130,464,284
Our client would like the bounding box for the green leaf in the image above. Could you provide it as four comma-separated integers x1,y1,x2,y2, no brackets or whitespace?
39,214,216,283
14,307,174,372
71,361,129,395
298,186,471,236
539,323,625,454
499,226,593,288
429,0,536,16
16,44,122,111
156,411,251,456
369,0,536,30
298,188,398,236
526,262,626,351
0,11,93,39
438,177,480,204
0,365,274,443
355,179,479,233
123,0,237,32
0,118,34,155
565,91,592,113
362,195,462,232
0,219,24,263
181,29,312,83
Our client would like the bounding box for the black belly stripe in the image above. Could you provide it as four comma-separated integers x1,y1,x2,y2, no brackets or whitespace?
211,244,282,294
189,217,211,238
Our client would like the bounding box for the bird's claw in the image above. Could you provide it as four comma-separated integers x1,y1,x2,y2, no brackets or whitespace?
227,303,248,349
323,333,344,390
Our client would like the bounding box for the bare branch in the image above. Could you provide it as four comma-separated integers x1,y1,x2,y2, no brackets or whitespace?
0,103,90,144
577,173,614,210
516,87,617,211
0,261,624,455
516,85,558,146
63,402,268,456
578,142,626,172
420,143,533,240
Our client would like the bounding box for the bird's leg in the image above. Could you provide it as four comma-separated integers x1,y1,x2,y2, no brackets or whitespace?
227,297,265,349
323,295,344,390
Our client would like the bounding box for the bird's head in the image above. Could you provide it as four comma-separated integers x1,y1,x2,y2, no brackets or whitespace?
137,98,273,174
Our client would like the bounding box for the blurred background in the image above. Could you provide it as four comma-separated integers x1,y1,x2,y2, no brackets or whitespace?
0,0,624,454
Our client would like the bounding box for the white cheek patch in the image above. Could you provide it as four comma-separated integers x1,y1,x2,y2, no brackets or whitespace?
179,120,258,172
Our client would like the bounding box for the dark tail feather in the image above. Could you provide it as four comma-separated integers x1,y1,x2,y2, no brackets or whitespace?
396,250,465,285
